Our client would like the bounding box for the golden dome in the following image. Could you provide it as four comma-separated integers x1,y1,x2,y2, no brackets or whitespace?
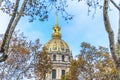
44,39,70,53
44,15,70,53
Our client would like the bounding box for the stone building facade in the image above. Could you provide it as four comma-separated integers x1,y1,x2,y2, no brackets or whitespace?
43,16,73,80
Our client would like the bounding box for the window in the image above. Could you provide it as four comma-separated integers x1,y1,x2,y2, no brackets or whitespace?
69,57,71,62
52,69,56,79
53,45,57,50
61,45,64,51
66,49,69,52
62,55,65,62
53,55,56,61
61,48,64,51
62,70,65,76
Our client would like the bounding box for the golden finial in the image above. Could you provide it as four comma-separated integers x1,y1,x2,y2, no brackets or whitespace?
56,14,58,25
52,14,61,39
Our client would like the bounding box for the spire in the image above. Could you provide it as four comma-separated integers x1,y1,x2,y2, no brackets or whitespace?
52,14,61,39
56,14,58,25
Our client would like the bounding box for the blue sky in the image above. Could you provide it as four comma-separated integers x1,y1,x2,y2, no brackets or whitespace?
0,0,120,57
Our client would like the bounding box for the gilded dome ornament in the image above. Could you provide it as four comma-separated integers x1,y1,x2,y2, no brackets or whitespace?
38,15,73,80
44,15,70,53
52,14,61,39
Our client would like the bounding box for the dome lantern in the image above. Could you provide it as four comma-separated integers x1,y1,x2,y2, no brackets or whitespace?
52,14,61,39
44,15,71,53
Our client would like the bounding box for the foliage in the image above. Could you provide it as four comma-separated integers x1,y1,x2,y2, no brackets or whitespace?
0,30,41,80
0,0,73,62
61,42,117,80
0,0,72,22
77,0,120,79
0,0,120,79
35,46,52,80
77,0,120,16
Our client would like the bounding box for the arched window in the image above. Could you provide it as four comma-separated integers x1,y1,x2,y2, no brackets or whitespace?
62,70,65,76
52,69,56,79
69,57,71,62
62,55,65,62
53,55,56,61
66,49,69,52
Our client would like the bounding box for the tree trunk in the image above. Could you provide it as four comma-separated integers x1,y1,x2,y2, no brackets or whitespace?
118,4,120,62
103,0,120,79
1,0,20,52
0,0,20,62
0,0,28,62
117,4,120,79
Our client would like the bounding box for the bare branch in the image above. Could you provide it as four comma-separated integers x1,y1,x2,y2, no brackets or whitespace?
110,0,120,11
0,0,20,62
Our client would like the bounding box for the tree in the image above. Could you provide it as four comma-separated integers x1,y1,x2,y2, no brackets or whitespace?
61,42,117,80
61,59,80,80
35,46,52,80
76,0,120,79
0,30,41,80
0,0,72,62
103,0,120,79
1,0,120,78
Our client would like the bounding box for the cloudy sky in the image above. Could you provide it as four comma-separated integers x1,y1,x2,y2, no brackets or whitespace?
0,0,120,57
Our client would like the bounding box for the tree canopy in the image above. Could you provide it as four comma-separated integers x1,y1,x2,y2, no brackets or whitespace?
0,0,72,62
0,31,41,80
1,0,120,79
61,42,117,80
